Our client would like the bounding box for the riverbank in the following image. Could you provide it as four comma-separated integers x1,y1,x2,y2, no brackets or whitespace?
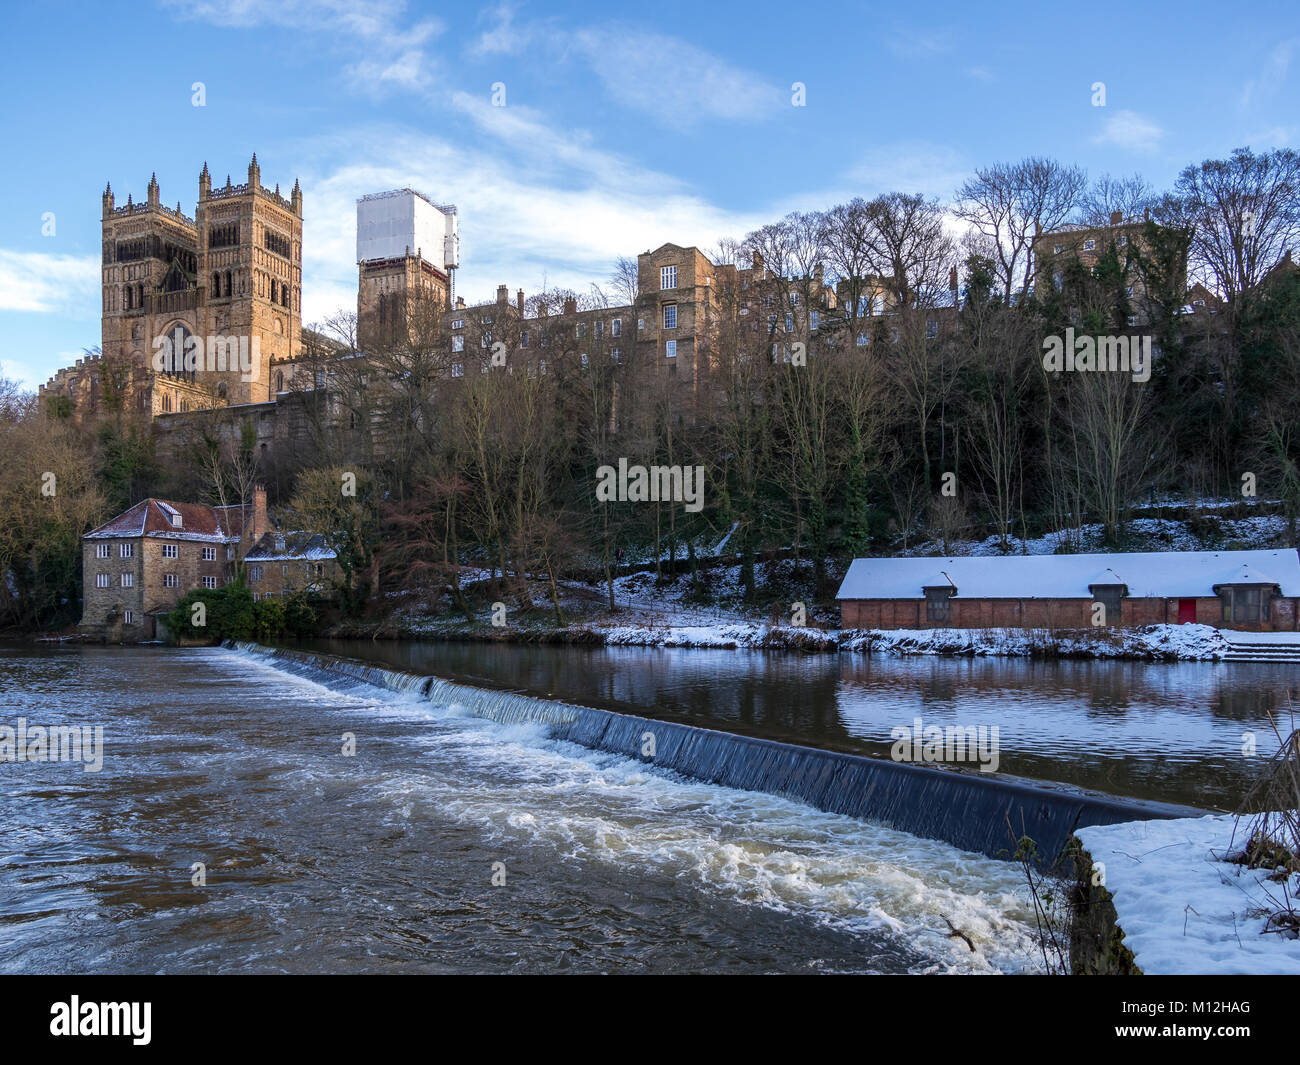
331,610,1233,661
1073,814,1300,975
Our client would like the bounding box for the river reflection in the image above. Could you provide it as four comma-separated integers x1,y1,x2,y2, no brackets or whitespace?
292,639,1300,810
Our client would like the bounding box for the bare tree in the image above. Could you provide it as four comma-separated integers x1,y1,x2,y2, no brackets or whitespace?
955,157,1088,304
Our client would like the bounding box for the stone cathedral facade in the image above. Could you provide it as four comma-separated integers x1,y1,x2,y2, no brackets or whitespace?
43,156,303,420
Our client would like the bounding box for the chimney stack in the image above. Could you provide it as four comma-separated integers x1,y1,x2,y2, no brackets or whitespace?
563,297,577,315
251,484,268,545
1110,209,1123,226
517,288,525,314
496,284,509,306
949,266,958,292
455,295,465,309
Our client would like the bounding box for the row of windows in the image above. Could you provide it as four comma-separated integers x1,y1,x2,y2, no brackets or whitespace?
248,563,326,581
96,543,220,560
96,572,218,589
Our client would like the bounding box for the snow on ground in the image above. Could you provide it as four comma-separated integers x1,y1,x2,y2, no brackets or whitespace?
1076,814,1300,975
598,622,1230,660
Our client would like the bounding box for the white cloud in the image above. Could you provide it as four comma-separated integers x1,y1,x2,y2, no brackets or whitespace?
886,26,954,59
842,142,971,200
568,25,783,124
291,121,772,323
1241,37,1298,107
0,250,99,314
171,0,444,97
469,2,527,57
1093,110,1165,154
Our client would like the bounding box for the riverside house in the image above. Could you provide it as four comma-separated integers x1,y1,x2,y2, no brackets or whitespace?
836,549,1300,632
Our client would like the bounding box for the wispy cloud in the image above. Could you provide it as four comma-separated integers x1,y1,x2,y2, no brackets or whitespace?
171,0,444,97
886,25,954,59
0,250,99,314
568,25,782,124
469,2,527,57
1093,109,1165,154
1240,37,1298,108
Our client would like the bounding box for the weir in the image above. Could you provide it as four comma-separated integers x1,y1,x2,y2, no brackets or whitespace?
228,641,1208,863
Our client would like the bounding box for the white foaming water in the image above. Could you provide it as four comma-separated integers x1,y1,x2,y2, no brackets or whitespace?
219,647,1045,973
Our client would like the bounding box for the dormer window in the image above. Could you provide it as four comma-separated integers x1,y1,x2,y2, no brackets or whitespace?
171,514,182,527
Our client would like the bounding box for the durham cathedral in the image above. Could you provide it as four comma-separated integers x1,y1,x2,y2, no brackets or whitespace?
42,156,306,420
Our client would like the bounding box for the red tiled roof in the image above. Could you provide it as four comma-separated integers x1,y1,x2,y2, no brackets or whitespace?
85,498,243,543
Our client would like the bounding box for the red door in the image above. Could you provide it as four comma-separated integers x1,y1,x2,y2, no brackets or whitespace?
1178,599,1197,624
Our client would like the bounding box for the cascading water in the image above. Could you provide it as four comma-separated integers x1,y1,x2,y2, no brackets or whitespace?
229,641,1205,863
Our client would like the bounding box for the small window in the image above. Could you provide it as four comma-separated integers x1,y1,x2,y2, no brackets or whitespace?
121,573,134,588
202,576,217,589
1118,235,1128,247
661,265,677,290
810,310,819,330
96,544,110,559
637,317,646,331
789,293,799,307
452,335,464,352
163,544,178,558
926,319,938,339
1193,299,1206,308
611,348,621,364
785,314,793,332
611,318,621,337
1053,244,1064,255
580,353,589,367
226,546,234,560
250,565,263,582
282,564,289,576
1083,239,1096,251
856,334,868,347
595,320,604,339
576,322,586,338
163,573,178,588
520,330,529,347
124,610,134,625
452,362,464,378
120,543,134,558
665,340,677,358
202,547,216,561
663,304,677,330
451,319,464,330
96,573,110,588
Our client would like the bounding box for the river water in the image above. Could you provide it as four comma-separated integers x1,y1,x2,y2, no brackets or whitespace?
0,643,1044,975
3,640,1290,974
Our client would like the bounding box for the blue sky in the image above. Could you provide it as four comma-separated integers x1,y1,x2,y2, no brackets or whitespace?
1,0,1296,389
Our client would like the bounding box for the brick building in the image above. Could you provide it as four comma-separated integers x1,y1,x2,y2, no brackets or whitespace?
836,549,1300,632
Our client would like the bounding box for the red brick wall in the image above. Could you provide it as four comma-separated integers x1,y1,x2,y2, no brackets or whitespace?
839,596,1300,631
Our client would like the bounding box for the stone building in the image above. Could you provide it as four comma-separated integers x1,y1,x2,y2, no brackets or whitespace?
836,549,1300,632
79,489,271,641
41,156,303,423
1032,210,1183,322
244,531,339,600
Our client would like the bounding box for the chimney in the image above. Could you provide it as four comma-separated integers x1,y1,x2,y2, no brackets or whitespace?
497,284,508,306
455,295,465,309
563,297,577,315
752,250,764,279
949,265,958,292
517,288,525,314
251,484,268,544
814,262,824,283
1110,210,1123,226
1144,206,1151,222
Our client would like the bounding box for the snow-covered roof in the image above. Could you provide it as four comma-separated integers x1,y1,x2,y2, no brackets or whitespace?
244,530,336,562
836,549,1300,600
84,498,244,544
